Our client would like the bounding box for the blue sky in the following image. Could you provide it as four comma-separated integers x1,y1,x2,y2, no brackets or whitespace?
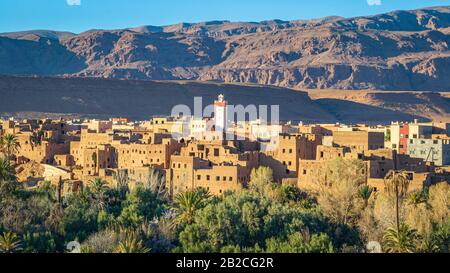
0,0,449,33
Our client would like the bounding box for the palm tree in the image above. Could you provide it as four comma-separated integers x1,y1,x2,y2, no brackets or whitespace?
90,178,109,210
0,156,13,182
90,178,109,194
0,231,22,253
114,169,129,200
383,224,419,253
359,185,374,207
407,190,428,207
384,170,410,234
115,231,150,253
0,134,20,161
172,188,211,226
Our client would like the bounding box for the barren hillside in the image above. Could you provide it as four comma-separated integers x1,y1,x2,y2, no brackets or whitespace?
0,76,448,123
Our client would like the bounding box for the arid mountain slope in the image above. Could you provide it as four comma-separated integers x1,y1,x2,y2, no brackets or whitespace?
0,76,335,122
308,90,450,122
1,6,450,91
0,76,448,123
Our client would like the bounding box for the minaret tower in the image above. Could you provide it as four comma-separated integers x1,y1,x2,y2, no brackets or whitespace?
214,94,228,133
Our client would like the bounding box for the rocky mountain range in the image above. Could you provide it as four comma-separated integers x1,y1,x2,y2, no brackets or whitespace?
1,6,450,91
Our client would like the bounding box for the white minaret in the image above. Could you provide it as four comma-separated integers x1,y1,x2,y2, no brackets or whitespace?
214,94,228,133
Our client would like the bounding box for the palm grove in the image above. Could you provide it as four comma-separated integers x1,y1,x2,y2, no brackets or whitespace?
0,134,448,253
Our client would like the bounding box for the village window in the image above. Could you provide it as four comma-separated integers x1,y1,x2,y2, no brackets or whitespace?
206,175,210,181
229,177,233,181
223,176,227,181
197,175,201,180
216,176,220,181
303,170,307,175
289,149,293,154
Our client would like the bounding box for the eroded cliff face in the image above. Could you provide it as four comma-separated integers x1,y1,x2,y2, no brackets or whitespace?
1,6,450,91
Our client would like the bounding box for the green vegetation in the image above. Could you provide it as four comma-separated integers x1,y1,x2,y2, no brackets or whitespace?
0,134,21,161
0,159,448,253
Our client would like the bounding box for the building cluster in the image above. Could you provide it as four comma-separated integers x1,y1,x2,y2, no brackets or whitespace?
1,95,450,197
